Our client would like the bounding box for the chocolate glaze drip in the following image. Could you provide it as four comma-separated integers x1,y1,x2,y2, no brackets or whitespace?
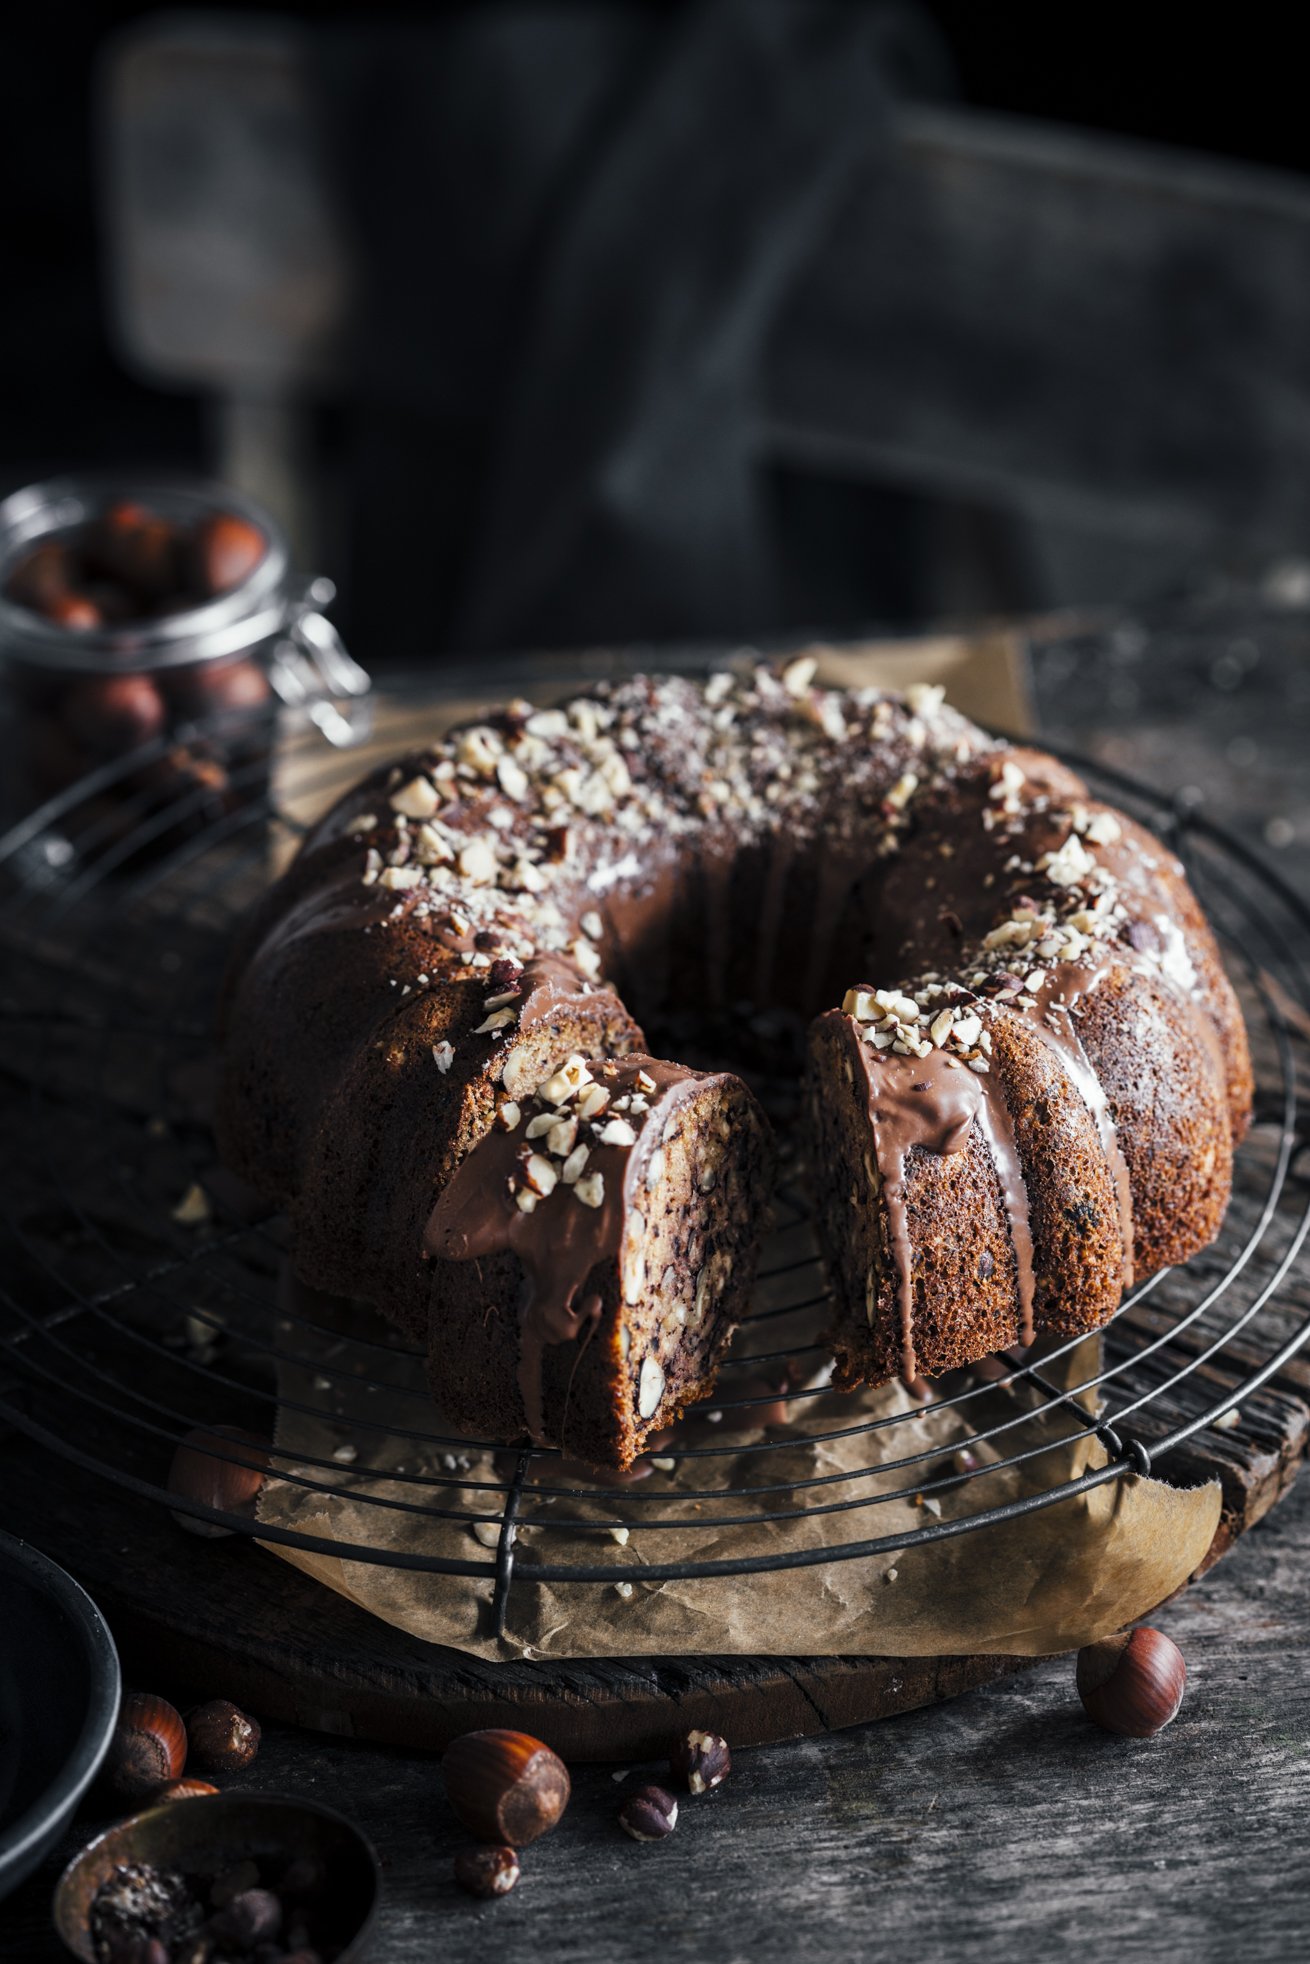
423,1054,712,1443
850,1036,1035,1383
512,952,617,1032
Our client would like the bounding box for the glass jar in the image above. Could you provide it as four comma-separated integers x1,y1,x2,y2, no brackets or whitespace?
0,473,370,838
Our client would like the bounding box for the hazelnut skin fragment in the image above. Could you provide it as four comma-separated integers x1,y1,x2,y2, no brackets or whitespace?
186,1697,262,1773
669,1727,731,1794
618,1783,679,1841
454,1844,521,1898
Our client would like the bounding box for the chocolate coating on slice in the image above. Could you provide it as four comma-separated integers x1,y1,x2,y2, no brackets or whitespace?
426,1054,722,1442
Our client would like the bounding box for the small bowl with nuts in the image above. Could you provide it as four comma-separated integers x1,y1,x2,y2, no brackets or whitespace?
52,1793,380,1963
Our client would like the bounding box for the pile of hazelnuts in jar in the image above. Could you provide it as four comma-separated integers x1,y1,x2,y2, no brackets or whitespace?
2,495,275,825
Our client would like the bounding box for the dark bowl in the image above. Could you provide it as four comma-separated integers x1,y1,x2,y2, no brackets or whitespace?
0,1533,121,1902
53,1792,381,1962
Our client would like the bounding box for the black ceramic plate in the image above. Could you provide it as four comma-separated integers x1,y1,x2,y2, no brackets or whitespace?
0,1533,121,1901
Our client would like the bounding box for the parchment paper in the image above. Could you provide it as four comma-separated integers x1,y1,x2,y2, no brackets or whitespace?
253,629,1221,1658
254,1231,1220,1661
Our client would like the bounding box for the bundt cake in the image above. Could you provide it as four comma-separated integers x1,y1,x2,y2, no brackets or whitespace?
216,659,1252,1467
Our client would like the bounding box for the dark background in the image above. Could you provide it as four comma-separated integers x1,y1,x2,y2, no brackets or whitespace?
5,1,1307,661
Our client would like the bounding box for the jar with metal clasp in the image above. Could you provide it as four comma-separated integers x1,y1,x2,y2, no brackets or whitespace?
0,473,371,847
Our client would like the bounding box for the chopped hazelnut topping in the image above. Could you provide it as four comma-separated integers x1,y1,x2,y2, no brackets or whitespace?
378,864,423,892
457,838,498,885
577,1081,611,1120
390,776,439,819
781,654,818,696
521,1153,559,1197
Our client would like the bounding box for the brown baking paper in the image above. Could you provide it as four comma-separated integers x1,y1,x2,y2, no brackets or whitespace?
252,630,1219,1660
253,1228,1220,1661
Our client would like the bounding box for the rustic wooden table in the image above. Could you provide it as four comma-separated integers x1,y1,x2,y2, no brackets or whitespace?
5,585,1310,1962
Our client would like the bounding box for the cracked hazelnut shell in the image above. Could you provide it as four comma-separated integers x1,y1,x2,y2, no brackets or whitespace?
442,1729,570,1845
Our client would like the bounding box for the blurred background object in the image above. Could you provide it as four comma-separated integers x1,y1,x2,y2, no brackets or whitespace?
8,1,1310,665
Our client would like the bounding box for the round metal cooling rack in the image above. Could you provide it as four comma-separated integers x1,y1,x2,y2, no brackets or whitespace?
2,656,1309,1644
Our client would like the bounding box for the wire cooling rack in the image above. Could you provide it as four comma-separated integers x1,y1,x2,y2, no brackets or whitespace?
1,659,1308,1639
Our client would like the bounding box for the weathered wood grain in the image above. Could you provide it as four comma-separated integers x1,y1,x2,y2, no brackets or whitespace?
6,1466,1310,1964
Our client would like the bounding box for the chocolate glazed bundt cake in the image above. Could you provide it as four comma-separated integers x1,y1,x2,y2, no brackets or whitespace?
217,661,1252,1468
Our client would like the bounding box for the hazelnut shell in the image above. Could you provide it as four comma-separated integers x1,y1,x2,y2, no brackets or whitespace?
441,1728,571,1846
7,539,73,609
192,512,266,596
167,1425,269,1536
1076,1626,1186,1737
44,592,103,630
165,655,273,722
106,1691,188,1799
63,672,167,755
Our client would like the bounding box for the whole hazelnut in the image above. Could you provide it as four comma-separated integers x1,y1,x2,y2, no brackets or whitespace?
1076,1625,1186,1737
164,656,273,733
186,1698,261,1773
87,504,179,598
669,1727,731,1794
63,672,167,756
441,1729,570,1846
279,1856,326,1900
192,512,266,596
156,1778,219,1800
167,1425,268,1536
170,655,273,721
617,1783,679,1842
44,591,103,630
7,538,73,609
102,1938,169,1964
453,1844,521,1899
106,1691,188,1799
211,1886,281,1947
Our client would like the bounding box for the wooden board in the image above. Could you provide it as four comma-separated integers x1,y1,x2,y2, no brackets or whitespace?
2,1347,1306,1763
